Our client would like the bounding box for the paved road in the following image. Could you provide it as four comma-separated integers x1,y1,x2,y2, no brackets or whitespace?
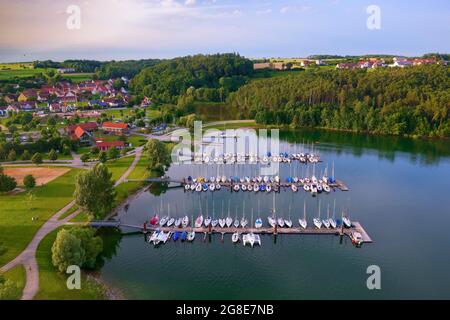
0,148,143,300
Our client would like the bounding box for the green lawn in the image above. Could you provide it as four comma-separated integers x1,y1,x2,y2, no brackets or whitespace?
61,73,94,83
34,227,105,300
0,168,81,266
2,264,26,300
105,155,135,182
127,135,147,147
0,65,51,80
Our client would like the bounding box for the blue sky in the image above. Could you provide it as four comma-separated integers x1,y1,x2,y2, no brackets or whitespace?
0,0,449,61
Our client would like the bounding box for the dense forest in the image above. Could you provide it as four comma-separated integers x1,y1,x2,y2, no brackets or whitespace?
96,59,160,79
229,65,450,137
130,53,254,104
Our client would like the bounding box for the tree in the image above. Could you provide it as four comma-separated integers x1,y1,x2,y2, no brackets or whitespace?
22,150,31,160
0,274,20,300
145,139,171,174
48,149,58,161
74,163,116,219
0,173,17,192
80,153,90,164
7,149,16,162
68,227,103,269
23,174,36,190
107,147,119,159
98,151,107,163
51,229,85,273
31,153,43,165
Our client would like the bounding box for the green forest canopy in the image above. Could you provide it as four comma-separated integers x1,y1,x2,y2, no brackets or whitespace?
130,53,254,104
228,65,450,137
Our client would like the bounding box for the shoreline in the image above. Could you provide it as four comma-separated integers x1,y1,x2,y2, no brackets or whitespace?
87,272,127,300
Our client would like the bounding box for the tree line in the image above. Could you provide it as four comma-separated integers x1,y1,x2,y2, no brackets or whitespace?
228,65,450,138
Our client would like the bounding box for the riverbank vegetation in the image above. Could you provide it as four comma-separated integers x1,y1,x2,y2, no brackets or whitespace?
229,65,450,138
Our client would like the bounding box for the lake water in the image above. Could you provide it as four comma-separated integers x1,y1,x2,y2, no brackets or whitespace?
99,129,450,299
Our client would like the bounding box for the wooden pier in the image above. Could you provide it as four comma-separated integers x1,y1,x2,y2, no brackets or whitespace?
92,220,372,244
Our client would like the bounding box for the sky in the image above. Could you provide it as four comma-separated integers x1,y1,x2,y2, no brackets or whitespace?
0,0,449,62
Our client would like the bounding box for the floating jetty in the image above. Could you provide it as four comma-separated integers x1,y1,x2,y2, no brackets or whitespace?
90,220,372,244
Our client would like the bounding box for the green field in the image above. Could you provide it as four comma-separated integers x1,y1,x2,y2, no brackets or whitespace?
0,168,81,266
34,227,106,300
0,63,93,82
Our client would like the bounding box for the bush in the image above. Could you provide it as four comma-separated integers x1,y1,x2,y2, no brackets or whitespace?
48,149,58,161
23,174,36,190
98,151,107,163
107,147,119,159
31,153,43,165
80,153,90,163
0,274,20,300
7,149,16,162
0,174,17,192
21,150,31,160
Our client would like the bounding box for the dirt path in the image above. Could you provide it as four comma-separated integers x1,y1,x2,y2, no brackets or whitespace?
0,148,143,300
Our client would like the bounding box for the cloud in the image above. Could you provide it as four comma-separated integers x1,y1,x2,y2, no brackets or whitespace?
256,8,272,15
280,5,311,14
185,0,196,6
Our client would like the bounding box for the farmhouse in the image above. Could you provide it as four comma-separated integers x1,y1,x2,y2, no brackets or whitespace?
18,89,38,102
101,121,129,135
70,126,92,145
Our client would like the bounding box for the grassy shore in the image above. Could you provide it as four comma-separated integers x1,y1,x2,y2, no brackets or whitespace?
0,168,81,266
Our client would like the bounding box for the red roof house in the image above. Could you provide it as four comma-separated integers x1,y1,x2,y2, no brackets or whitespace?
95,140,125,151
101,122,129,135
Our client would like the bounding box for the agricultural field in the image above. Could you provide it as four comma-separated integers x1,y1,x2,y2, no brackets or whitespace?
0,62,52,80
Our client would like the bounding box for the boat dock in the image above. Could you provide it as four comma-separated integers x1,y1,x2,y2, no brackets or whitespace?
125,178,349,192
90,220,372,244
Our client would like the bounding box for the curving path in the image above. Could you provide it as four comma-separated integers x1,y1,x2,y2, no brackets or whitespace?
0,147,143,300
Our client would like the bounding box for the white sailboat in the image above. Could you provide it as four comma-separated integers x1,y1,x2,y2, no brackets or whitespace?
342,209,352,228
313,200,323,229
329,199,337,229
225,200,233,227
299,201,308,229
322,204,331,229
232,232,240,243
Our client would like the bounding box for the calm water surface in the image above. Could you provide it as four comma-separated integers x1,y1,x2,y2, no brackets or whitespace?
99,129,450,299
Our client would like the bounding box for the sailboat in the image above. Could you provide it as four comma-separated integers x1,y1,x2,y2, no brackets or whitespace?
284,204,293,228
187,230,195,241
329,199,337,228
172,231,180,241
240,202,248,227
149,214,159,226
277,217,285,228
322,204,331,229
342,209,352,228
181,215,189,228
232,232,240,243
233,208,240,228
225,200,233,227
218,200,226,228
255,217,263,228
195,214,203,228
174,218,181,228
313,200,323,229
299,201,307,229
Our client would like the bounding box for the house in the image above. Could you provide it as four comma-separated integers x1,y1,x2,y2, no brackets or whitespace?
4,95,16,104
37,92,49,102
253,62,271,70
94,139,125,151
412,58,436,65
57,68,76,74
390,58,413,68
316,59,326,66
0,106,7,117
336,62,357,69
6,102,37,113
49,103,73,113
141,96,152,107
71,126,92,145
18,89,38,102
101,122,129,135
301,60,313,67
66,122,98,136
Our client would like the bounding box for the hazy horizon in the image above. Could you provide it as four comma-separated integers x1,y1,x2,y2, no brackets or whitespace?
1,0,449,62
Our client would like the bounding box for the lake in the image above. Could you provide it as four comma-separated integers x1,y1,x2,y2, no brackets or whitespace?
99,128,450,299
